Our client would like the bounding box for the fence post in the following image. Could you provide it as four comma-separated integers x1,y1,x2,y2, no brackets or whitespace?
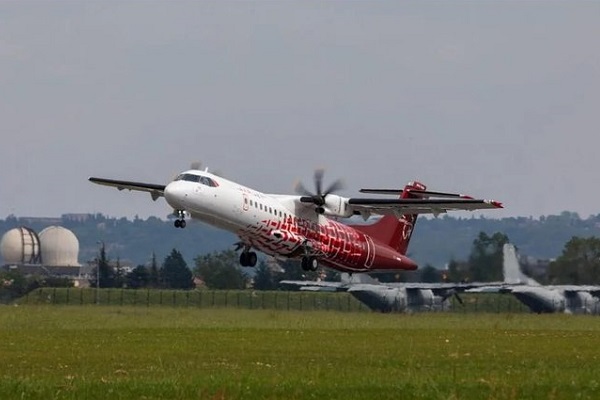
147,289,150,307
66,288,70,305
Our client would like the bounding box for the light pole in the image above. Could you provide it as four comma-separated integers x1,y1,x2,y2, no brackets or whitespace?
96,240,104,305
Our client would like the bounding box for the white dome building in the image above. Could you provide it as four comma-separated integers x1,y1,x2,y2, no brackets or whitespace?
38,226,80,267
0,227,42,265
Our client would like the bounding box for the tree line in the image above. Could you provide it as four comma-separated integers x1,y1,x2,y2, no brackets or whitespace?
4,231,600,303
90,245,338,291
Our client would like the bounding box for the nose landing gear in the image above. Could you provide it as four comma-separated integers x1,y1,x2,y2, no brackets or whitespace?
174,210,186,228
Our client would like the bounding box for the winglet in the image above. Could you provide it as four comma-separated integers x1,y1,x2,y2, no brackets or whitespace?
490,200,503,208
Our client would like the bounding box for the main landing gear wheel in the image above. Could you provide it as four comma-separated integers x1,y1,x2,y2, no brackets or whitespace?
301,256,318,272
240,251,257,267
174,210,186,228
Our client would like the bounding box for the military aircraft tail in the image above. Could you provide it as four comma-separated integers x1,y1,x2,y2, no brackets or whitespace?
503,244,539,286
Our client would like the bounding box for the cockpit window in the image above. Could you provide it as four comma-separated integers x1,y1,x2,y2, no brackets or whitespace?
175,173,219,187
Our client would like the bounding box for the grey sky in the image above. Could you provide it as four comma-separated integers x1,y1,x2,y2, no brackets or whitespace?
1,2,599,220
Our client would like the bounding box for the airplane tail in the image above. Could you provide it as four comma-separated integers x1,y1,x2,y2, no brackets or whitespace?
350,181,425,254
503,243,539,286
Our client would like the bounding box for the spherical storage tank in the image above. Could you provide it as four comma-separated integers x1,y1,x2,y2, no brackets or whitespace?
0,227,41,264
39,226,80,267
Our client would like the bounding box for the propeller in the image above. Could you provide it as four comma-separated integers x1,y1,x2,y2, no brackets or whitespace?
295,169,345,212
441,289,464,305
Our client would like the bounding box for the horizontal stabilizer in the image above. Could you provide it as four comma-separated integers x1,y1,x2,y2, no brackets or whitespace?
359,189,473,199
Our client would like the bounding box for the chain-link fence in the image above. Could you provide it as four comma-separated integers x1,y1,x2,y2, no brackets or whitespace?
15,288,547,313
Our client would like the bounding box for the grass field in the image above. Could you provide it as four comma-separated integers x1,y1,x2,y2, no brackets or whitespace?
1,306,599,399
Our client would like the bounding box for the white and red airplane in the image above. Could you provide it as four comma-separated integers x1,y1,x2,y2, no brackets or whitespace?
89,168,502,273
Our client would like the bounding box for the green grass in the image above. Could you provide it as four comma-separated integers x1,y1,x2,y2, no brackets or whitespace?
0,306,599,399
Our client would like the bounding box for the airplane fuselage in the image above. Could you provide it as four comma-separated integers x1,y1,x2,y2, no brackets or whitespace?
163,171,417,273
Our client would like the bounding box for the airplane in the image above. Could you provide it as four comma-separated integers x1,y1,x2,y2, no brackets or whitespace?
89,166,502,274
280,272,473,313
468,244,600,314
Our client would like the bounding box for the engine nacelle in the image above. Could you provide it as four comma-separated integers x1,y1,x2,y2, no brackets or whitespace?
321,195,353,218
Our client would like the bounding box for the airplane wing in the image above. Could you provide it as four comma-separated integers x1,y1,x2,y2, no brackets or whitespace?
280,279,506,294
347,198,502,216
279,280,348,292
89,177,166,201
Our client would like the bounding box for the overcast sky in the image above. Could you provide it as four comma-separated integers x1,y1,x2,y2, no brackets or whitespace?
1,1,599,220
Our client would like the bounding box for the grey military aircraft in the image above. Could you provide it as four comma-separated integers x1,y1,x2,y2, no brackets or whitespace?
281,273,490,313
468,244,600,314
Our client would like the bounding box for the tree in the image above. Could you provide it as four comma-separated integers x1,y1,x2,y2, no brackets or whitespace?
253,261,278,290
161,249,195,289
148,252,160,288
89,243,116,288
420,264,442,283
548,236,600,284
126,265,150,289
193,250,248,290
445,259,469,282
467,232,509,282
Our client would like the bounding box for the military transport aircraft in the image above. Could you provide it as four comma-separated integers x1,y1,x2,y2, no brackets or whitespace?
469,244,600,314
280,243,534,313
281,272,473,313
89,167,502,274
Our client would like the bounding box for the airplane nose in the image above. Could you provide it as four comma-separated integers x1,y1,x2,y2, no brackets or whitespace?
164,181,187,209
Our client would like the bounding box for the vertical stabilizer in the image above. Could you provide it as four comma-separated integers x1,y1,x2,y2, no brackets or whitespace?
350,181,424,255
503,244,539,286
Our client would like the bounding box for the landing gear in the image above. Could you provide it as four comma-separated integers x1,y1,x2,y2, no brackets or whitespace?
240,251,257,267
301,256,318,272
174,210,186,228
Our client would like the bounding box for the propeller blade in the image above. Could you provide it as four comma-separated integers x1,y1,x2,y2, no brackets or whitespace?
294,181,314,197
314,168,324,195
324,178,345,196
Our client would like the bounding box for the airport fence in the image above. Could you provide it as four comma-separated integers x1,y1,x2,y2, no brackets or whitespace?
18,288,372,312
17,287,534,314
